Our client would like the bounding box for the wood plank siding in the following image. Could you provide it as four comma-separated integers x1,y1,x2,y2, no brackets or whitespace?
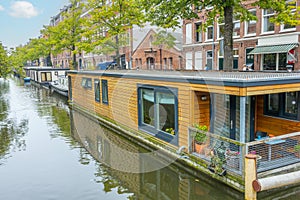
69,73,202,148
256,95,300,136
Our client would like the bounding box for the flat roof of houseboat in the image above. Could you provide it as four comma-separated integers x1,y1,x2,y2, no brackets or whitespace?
68,70,300,87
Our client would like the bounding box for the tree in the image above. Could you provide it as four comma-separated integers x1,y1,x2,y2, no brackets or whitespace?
43,0,86,70
0,43,11,78
80,0,146,69
142,0,300,70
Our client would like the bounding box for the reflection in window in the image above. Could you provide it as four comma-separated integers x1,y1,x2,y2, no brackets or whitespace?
207,26,213,40
267,94,279,114
142,89,155,127
102,79,108,104
195,23,202,42
139,86,178,144
281,0,296,30
262,9,275,32
245,9,256,35
81,77,92,89
263,54,276,70
285,92,298,115
94,79,100,102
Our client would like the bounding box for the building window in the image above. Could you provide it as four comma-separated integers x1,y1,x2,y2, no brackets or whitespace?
265,92,299,120
245,9,257,36
195,22,202,42
94,79,100,102
41,72,52,82
185,23,192,44
206,51,213,70
163,58,167,69
168,57,173,69
185,52,193,70
233,17,240,37
206,26,213,41
281,0,296,31
262,53,287,71
218,23,224,39
101,79,108,104
81,77,92,89
195,51,203,70
262,9,275,33
138,85,178,145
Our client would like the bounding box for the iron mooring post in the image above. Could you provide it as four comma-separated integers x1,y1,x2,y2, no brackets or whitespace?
244,154,258,200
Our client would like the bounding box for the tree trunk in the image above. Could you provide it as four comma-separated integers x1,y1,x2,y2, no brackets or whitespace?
72,44,77,70
223,6,234,71
115,35,120,69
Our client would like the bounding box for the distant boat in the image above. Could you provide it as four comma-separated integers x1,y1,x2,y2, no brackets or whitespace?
23,66,70,88
24,77,31,83
49,76,68,97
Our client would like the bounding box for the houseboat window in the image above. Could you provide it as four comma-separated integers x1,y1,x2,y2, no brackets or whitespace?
94,79,100,102
267,94,279,115
81,78,92,89
102,80,108,104
265,92,299,120
41,72,52,82
139,86,178,145
142,89,155,127
285,92,298,115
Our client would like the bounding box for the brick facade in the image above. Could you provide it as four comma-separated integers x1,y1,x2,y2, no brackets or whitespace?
132,29,183,70
182,1,300,71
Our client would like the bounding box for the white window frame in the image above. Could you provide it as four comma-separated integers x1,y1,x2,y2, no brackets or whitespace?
185,23,192,44
185,52,193,70
195,51,203,70
218,23,224,39
195,22,202,43
262,9,275,34
233,18,241,38
206,26,213,41
245,9,257,36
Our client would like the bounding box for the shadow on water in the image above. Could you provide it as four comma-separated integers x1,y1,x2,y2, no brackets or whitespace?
0,78,28,165
70,108,243,199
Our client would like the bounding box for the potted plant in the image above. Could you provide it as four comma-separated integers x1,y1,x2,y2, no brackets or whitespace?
294,144,300,158
193,124,208,153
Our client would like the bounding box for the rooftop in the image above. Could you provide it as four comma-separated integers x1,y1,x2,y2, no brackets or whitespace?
69,70,300,87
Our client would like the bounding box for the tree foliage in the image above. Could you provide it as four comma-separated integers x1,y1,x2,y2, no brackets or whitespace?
141,0,300,70
0,43,11,78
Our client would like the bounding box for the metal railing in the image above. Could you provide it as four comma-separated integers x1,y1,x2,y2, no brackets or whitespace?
245,132,300,172
189,127,245,175
189,128,300,175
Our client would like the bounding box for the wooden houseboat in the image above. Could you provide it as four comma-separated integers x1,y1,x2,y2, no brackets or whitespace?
24,66,70,87
68,70,300,192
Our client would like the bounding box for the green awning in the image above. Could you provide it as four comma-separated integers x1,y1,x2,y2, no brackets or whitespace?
249,43,298,54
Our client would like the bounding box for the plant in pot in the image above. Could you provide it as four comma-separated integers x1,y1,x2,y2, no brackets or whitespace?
193,125,208,154
209,150,226,176
294,144,300,158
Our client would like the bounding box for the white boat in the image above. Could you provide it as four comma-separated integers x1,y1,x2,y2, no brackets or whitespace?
49,76,68,97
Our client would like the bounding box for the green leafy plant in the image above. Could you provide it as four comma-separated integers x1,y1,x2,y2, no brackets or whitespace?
165,128,175,135
193,124,208,144
294,144,300,152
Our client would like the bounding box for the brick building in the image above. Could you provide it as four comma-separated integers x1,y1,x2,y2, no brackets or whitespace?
182,0,300,71
132,29,183,70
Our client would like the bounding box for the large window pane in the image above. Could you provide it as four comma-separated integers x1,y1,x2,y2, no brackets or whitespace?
245,10,256,35
263,9,274,32
279,53,287,70
156,92,175,134
94,80,100,102
263,54,276,70
268,94,279,114
142,89,155,126
102,80,108,104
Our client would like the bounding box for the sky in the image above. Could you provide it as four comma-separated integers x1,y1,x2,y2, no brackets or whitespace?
0,0,69,49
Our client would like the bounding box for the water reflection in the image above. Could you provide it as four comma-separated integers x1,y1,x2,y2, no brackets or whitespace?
70,108,243,199
0,79,28,165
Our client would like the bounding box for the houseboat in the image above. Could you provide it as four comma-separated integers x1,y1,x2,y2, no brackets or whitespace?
68,70,300,192
24,66,70,88
49,76,68,97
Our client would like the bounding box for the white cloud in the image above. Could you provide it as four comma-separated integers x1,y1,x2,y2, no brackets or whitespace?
9,1,39,18
0,5,4,11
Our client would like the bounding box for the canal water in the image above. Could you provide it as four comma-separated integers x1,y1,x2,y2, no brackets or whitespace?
0,77,299,200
